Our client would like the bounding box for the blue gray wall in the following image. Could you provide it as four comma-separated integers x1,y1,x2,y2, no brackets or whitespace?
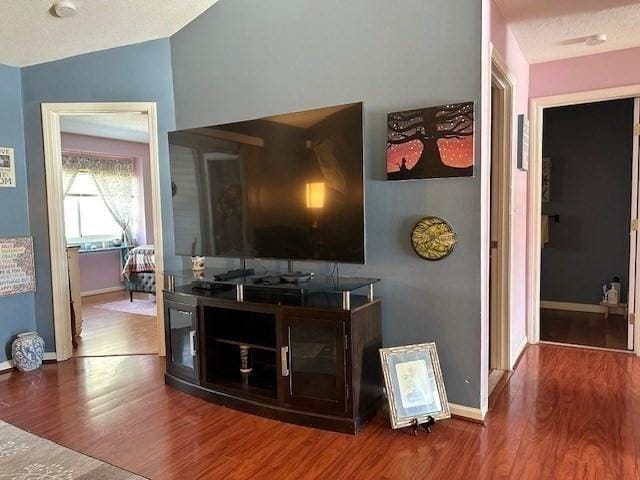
170,0,484,407
0,64,36,362
541,99,634,304
20,39,177,350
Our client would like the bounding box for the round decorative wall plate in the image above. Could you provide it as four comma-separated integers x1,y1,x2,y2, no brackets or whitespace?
411,216,458,261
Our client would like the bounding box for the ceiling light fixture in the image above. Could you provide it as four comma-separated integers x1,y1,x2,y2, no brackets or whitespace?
585,34,607,46
51,0,77,18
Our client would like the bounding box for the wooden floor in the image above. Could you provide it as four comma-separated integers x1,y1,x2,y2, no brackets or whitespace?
1,344,639,479
74,291,158,357
540,308,628,350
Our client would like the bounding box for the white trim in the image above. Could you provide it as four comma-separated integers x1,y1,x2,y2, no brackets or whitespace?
488,44,515,373
42,102,166,361
528,85,640,356
449,402,487,422
540,301,610,314
80,286,126,297
478,25,491,425
531,85,640,109
630,98,639,351
0,352,58,373
539,341,633,354
510,336,528,368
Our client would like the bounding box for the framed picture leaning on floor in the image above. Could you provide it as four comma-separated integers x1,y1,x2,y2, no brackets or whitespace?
379,342,450,429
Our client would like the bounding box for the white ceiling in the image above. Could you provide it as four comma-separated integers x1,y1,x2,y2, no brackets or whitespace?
61,114,149,143
495,0,640,63
0,0,219,67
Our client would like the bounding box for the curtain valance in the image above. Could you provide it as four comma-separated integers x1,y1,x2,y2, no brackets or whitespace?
62,153,134,243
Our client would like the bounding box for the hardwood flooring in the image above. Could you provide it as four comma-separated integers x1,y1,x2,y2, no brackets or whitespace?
540,308,628,350
1,344,639,479
75,291,158,357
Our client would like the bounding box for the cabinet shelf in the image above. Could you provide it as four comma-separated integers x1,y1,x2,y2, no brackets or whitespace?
209,378,277,400
204,306,276,349
213,337,277,352
206,347,278,400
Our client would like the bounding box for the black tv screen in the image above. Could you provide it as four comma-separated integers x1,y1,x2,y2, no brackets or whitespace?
168,102,365,263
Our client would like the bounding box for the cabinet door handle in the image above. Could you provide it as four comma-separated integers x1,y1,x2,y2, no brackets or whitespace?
281,346,290,377
190,330,196,356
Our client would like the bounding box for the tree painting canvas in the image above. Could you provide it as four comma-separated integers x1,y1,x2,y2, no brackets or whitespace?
387,102,475,180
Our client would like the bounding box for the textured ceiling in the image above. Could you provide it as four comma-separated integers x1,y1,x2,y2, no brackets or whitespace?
61,114,149,143
0,0,219,67
495,0,640,63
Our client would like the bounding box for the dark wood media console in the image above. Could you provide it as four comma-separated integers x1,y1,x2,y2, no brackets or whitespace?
163,278,383,434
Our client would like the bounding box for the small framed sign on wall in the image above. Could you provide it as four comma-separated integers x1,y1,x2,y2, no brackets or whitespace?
0,236,35,296
517,115,529,171
0,146,16,187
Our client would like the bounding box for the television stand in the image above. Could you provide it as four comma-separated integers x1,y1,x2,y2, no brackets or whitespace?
162,269,383,434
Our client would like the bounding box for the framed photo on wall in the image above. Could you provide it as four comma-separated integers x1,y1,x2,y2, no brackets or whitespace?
0,236,35,296
517,114,529,171
0,146,16,187
379,343,450,429
386,102,475,180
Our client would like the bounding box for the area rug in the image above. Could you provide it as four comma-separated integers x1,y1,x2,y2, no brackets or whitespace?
0,420,146,479
94,299,157,317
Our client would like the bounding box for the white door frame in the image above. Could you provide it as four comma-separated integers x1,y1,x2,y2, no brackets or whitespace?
488,45,514,372
528,85,640,355
42,102,166,361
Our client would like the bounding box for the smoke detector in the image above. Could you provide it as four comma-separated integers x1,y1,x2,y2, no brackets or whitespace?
585,34,607,46
52,0,77,18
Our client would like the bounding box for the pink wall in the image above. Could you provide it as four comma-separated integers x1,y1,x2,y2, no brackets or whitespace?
530,46,640,98
491,0,529,364
78,250,123,293
62,133,153,293
493,9,640,360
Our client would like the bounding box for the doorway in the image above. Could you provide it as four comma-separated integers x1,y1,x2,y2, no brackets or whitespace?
42,103,166,361
60,113,159,357
488,49,514,393
529,87,640,355
538,99,635,351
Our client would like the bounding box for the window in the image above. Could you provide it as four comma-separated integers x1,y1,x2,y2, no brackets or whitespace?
64,172,123,242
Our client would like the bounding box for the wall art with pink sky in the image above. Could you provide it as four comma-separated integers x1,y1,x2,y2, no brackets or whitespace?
387,102,474,180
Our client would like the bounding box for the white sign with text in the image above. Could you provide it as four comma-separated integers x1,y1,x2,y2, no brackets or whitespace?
0,147,16,188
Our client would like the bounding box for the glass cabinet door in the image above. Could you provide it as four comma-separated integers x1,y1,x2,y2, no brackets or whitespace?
281,314,347,414
166,303,199,383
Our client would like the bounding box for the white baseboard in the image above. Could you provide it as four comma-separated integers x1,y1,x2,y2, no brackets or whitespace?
541,301,607,314
510,336,528,368
0,352,57,373
81,286,125,297
449,402,487,422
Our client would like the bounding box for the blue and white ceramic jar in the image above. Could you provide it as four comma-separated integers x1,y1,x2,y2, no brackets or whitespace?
11,332,45,372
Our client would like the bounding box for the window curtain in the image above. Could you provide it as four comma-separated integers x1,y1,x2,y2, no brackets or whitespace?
62,154,134,243
62,167,78,196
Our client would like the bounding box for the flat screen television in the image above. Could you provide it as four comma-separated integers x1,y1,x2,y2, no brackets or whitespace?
168,102,365,263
